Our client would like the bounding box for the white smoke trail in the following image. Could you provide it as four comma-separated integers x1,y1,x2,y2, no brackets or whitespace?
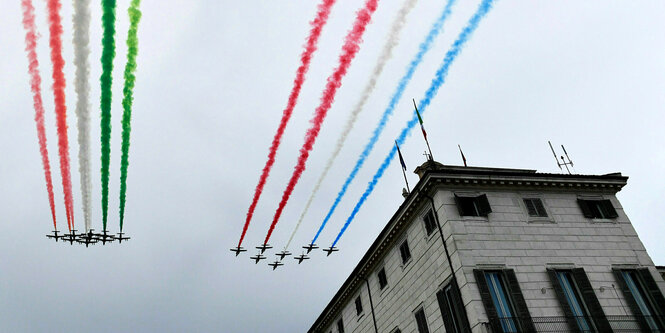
283,0,418,250
73,0,92,231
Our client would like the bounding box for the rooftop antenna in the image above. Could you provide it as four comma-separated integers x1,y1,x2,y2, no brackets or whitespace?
548,141,574,174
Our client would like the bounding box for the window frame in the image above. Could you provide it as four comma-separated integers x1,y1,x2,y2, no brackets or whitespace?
547,267,612,332
377,266,388,290
422,209,437,237
336,317,344,333
354,295,364,317
436,279,471,333
454,193,492,218
577,198,618,220
474,268,536,333
399,238,412,266
613,268,665,332
413,306,430,333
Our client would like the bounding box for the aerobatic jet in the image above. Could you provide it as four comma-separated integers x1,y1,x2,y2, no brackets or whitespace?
96,229,115,245
303,243,318,254
46,230,63,242
230,246,247,256
60,230,79,245
268,261,283,271
77,230,98,248
256,243,272,254
250,253,266,264
323,246,339,256
275,250,291,260
116,232,130,244
294,254,309,264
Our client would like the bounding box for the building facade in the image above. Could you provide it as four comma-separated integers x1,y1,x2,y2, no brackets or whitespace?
308,162,665,333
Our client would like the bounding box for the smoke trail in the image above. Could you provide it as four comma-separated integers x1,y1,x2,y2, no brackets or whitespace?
332,0,496,247
21,0,58,229
119,0,142,232
237,0,337,248
264,0,380,245
100,0,117,231
72,0,92,231
283,0,418,250
310,0,457,245
46,0,75,230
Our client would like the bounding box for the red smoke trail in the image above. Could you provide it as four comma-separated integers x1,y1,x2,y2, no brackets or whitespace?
46,0,75,230
264,0,380,244
237,0,337,248
21,0,58,229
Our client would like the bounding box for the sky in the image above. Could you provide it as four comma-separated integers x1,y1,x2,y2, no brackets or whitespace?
1,1,664,332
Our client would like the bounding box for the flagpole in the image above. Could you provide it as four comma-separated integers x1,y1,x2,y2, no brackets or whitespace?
395,141,410,193
413,99,433,161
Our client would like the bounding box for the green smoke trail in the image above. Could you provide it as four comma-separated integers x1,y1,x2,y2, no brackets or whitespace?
100,0,116,231
119,0,141,231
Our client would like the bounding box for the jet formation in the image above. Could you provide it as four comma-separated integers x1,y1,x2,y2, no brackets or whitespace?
230,242,336,270
47,229,130,246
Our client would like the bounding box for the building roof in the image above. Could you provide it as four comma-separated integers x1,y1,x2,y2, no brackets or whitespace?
308,162,628,332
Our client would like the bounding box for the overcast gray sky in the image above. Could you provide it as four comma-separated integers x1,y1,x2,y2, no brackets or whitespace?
1,1,663,332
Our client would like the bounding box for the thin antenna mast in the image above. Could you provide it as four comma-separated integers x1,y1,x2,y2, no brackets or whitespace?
548,141,574,174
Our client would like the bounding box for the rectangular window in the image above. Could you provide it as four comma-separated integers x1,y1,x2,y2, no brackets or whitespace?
336,318,344,333
523,198,547,217
548,268,612,332
378,267,388,290
414,308,430,333
423,209,437,236
577,199,618,219
615,269,665,331
454,194,492,217
485,272,519,332
399,239,411,264
437,281,470,333
355,295,363,316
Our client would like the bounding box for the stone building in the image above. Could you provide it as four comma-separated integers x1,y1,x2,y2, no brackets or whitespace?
308,161,664,333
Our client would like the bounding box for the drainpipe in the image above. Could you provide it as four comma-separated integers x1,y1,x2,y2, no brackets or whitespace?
365,278,379,333
423,191,472,332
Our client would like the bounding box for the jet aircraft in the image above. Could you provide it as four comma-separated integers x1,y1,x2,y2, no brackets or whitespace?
116,232,130,244
46,230,63,242
276,250,291,260
323,246,339,256
230,246,247,256
250,253,266,264
96,229,115,245
268,261,283,271
303,243,318,254
77,230,98,248
256,243,272,254
294,254,309,264
60,230,79,245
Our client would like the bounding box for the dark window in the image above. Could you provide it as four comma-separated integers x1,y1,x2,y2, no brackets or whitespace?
577,199,618,219
378,267,388,290
523,198,547,217
355,295,363,316
614,269,665,331
436,281,470,333
336,318,344,333
455,194,492,217
547,268,612,332
475,269,536,333
399,239,411,264
414,308,430,333
423,209,437,236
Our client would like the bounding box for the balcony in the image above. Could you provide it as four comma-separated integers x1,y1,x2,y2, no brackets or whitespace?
483,315,664,332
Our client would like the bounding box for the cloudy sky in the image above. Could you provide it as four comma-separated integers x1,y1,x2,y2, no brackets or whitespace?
1,0,663,332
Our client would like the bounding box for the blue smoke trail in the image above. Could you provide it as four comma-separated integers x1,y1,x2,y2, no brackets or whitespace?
310,0,457,245
332,0,496,247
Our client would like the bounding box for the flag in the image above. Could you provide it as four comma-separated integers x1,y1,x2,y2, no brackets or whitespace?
395,141,407,171
413,99,427,140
